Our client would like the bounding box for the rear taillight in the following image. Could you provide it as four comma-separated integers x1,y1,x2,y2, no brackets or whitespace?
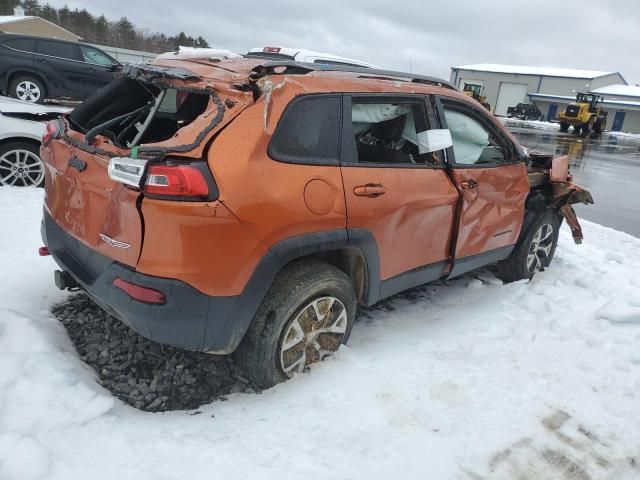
113,277,166,305
42,120,60,146
143,165,209,198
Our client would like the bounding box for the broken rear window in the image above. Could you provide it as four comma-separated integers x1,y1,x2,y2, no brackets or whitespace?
69,76,210,148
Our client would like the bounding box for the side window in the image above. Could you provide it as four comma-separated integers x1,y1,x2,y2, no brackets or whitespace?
442,105,507,165
3,38,35,52
37,40,80,61
268,95,341,165
80,46,114,66
350,99,441,166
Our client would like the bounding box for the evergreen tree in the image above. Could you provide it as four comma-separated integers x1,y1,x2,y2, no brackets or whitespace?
0,0,20,15
20,0,40,15
39,3,57,23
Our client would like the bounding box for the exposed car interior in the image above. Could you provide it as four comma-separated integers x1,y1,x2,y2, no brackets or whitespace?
69,77,210,147
352,102,439,165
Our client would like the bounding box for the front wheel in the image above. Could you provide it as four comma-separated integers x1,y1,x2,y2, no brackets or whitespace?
495,210,562,283
235,260,357,388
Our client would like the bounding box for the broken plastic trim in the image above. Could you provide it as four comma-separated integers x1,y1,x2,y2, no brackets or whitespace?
108,157,148,188
121,64,200,81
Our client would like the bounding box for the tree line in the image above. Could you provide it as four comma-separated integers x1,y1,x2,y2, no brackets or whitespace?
0,0,210,53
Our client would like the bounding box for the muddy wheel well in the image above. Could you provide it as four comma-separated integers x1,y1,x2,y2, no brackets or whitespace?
285,248,368,304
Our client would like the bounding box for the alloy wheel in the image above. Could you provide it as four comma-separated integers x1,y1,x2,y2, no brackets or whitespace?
527,223,554,273
279,296,348,377
16,80,41,103
0,149,45,186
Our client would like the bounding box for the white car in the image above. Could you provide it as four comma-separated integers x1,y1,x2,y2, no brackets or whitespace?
246,46,378,68
0,96,69,186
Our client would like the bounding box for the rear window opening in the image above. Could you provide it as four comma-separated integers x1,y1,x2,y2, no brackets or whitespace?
69,77,210,148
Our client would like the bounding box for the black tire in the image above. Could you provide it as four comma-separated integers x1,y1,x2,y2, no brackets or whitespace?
9,75,46,104
593,118,604,134
495,210,562,283
559,122,569,132
0,141,45,187
235,259,357,388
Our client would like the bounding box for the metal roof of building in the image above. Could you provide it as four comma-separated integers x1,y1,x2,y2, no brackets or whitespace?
0,15,34,24
528,92,640,109
591,84,640,97
453,63,617,79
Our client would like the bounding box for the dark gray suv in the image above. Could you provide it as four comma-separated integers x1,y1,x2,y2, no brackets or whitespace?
0,33,121,103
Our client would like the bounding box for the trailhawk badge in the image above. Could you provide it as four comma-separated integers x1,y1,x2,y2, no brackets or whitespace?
99,233,131,249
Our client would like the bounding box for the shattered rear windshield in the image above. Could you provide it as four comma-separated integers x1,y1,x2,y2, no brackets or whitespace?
69,77,210,148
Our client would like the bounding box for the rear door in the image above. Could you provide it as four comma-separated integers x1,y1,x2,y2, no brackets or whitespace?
35,39,85,96
340,94,459,297
435,96,529,277
1,37,36,82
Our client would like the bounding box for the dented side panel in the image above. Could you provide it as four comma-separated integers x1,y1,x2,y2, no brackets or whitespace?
451,163,530,259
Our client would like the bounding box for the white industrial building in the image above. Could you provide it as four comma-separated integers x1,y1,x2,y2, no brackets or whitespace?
449,64,640,132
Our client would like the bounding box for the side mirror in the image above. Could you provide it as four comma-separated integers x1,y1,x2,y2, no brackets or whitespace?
416,129,453,154
109,63,121,72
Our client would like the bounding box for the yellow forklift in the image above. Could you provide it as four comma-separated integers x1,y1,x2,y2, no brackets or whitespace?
462,84,491,111
558,93,608,135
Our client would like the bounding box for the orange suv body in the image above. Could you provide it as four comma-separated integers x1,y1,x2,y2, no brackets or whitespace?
41,57,592,385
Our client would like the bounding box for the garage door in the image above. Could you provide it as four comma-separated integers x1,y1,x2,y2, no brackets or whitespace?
495,83,527,116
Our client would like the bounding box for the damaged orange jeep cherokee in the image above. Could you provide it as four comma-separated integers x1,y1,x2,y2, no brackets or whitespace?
40,57,593,387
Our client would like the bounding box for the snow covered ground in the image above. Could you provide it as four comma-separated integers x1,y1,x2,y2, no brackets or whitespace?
1,187,640,479
501,117,640,138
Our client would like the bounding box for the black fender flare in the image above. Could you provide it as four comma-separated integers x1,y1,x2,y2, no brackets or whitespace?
202,228,381,353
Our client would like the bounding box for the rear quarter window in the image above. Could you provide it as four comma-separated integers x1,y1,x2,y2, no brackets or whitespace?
3,38,35,52
268,95,341,165
37,40,80,61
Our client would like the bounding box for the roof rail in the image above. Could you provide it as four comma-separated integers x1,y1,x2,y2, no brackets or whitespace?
249,61,456,90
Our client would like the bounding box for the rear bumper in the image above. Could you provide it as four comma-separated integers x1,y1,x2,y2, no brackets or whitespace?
42,209,242,353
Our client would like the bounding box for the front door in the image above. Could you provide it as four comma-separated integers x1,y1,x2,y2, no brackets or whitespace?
340,95,459,298
612,111,626,132
77,45,118,95
547,104,558,122
436,97,529,277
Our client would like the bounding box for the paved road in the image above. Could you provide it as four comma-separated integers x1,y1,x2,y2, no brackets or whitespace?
505,120,640,238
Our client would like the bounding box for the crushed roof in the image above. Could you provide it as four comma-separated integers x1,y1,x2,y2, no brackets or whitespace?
454,63,617,79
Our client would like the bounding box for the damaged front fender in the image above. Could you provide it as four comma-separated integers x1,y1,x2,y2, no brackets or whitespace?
543,155,594,244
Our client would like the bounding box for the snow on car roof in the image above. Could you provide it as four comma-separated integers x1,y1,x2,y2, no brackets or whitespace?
454,63,616,79
591,84,640,97
155,46,241,61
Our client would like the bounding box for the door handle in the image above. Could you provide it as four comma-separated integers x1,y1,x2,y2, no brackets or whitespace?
353,184,387,198
460,179,479,190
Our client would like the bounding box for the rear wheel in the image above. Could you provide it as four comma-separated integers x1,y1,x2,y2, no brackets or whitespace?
0,142,45,187
235,260,357,388
559,122,569,132
495,210,561,283
9,75,46,104
581,117,594,136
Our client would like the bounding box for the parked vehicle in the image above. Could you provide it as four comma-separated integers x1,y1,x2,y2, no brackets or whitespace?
558,93,608,135
0,96,68,186
507,103,542,120
462,83,491,111
40,58,593,388
246,46,377,68
0,33,121,104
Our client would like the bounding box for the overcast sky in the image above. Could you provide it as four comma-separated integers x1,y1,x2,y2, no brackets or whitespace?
45,0,640,84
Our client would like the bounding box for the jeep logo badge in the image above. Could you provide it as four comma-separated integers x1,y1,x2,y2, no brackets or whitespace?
69,156,87,172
